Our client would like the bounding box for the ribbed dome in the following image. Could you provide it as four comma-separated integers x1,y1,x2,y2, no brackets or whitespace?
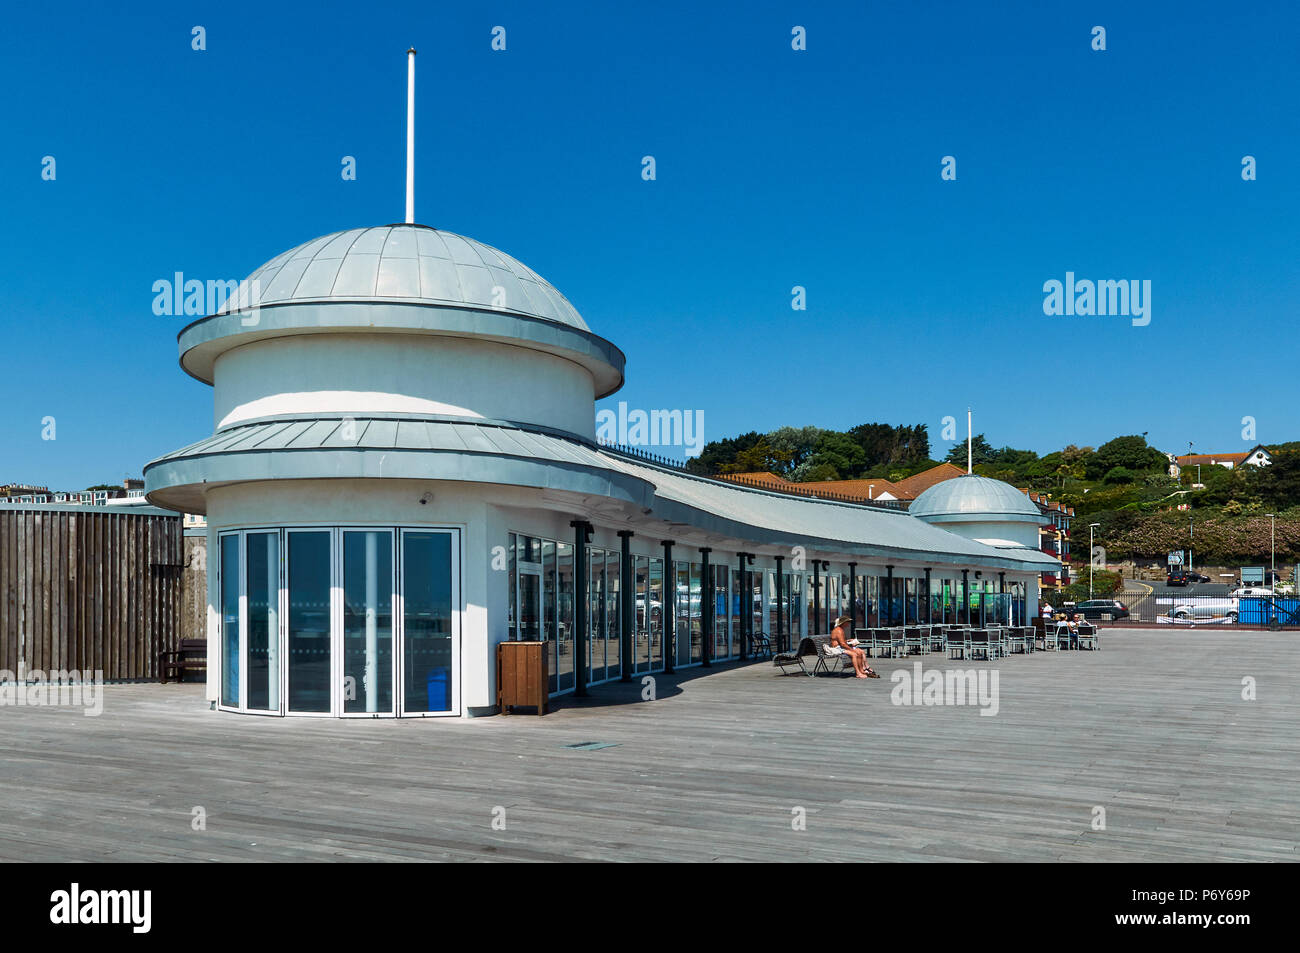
216,224,587,330
909,474,1042,523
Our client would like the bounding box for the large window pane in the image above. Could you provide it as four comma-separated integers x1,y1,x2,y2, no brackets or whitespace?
343,530,393,715
403,531,454,713
635,556,649,673
288,531,331,713
607,550,618,680
544,540,557,693
588,550,605,683
676,562,690,666
689,562,703,664
556,542,575,693
715,565,730,660
649,558,663,671
220,535,240,708
246,531,279,712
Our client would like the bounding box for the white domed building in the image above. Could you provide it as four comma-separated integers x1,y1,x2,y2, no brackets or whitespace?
908,475,1047,553
146,223,1061,719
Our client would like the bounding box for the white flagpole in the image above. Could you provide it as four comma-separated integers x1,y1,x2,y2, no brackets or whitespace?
405,48,416,224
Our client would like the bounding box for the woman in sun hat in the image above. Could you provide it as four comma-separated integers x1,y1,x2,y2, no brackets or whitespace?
830,614,877,678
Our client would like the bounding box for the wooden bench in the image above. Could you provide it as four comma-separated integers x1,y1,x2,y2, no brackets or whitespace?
159,639,207,684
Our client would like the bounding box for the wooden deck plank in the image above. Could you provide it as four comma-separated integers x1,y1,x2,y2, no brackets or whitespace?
0,628,1296,862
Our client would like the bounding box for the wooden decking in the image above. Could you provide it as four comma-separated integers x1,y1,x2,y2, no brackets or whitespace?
0,629,1296,862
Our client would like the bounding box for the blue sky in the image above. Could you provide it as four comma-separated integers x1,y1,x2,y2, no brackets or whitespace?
2,0,1297,490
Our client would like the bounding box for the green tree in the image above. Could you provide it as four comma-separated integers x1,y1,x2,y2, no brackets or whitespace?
945,433,996,467
1086,435,1165,480
766,426,825,478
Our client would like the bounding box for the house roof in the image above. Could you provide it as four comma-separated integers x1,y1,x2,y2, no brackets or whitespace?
892,463,966,497
1175,446,1269,467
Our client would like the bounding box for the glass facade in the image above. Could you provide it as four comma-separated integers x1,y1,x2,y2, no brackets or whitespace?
217,526,459,717
504,536,671,692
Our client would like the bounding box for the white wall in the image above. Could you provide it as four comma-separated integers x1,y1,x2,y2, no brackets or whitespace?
927,518,1041,551
212,332,598,439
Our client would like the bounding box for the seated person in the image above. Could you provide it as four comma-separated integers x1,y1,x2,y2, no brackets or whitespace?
831,615,878,678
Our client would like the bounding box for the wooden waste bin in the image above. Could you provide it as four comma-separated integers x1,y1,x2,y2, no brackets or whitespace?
497,641,549,715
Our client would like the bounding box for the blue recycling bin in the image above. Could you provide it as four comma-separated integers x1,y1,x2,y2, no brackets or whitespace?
426,668,449,711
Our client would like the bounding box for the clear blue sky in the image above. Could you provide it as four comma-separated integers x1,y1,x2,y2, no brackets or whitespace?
2,0,1297,490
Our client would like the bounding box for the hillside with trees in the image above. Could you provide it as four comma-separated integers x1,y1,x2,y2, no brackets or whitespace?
688,425,1300,565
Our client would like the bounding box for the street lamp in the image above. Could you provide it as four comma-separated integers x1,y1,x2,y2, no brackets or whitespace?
1089,523,1101,599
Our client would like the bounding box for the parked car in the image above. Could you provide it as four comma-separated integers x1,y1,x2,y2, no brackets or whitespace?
1167,599,1238,623
1229,585,1273,598
1075,599,1130,621
1182,571,1210,583
1166,571,1189,587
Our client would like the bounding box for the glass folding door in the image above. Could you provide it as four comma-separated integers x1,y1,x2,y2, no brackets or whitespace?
400,530,456,715
287,531,331,713
342,530,394,716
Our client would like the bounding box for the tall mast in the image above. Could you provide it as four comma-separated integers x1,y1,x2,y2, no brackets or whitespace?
405,48,416,224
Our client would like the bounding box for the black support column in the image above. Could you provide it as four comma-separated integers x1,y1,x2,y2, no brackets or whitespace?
571,520,593,697
962,568,971,626
700,547,712,667
737,553,750,660
662,540,675,674
885,565,894,626
924,568,933,623
848,562,857,631
774,555,785,652
619,530,634,682
812,559,822,635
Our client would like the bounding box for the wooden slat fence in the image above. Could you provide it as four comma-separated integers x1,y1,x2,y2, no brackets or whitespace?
0,508,188,681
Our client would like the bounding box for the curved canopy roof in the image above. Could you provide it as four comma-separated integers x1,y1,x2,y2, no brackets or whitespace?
144,417,1060,574
224,224,587,330
909,474,1044,525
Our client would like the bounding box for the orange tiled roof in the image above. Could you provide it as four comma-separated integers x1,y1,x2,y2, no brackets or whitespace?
717,471,792,488
1176,452,1251,466
891,462,966,497
791,477,907,501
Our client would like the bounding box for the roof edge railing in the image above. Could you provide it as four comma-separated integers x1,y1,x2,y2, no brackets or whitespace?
595,442,907,512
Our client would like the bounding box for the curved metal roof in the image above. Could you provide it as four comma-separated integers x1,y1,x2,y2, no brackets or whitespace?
908,474,1044,524
222,224,588,330
144,417,1060,573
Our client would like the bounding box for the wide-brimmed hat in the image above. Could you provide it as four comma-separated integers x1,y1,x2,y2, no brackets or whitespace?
833,615,853,629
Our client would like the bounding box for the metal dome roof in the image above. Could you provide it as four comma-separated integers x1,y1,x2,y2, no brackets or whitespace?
218,224,588,331
908,474,1043,524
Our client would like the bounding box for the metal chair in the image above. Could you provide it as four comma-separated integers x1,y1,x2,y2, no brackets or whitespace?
928,625,948,653
854,627,874,657
773,636,815,676
947,626,970,659
811,636,854,676
903,626,926,656
968,628,996,661
1076,623,1100,650
873,629,904,657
